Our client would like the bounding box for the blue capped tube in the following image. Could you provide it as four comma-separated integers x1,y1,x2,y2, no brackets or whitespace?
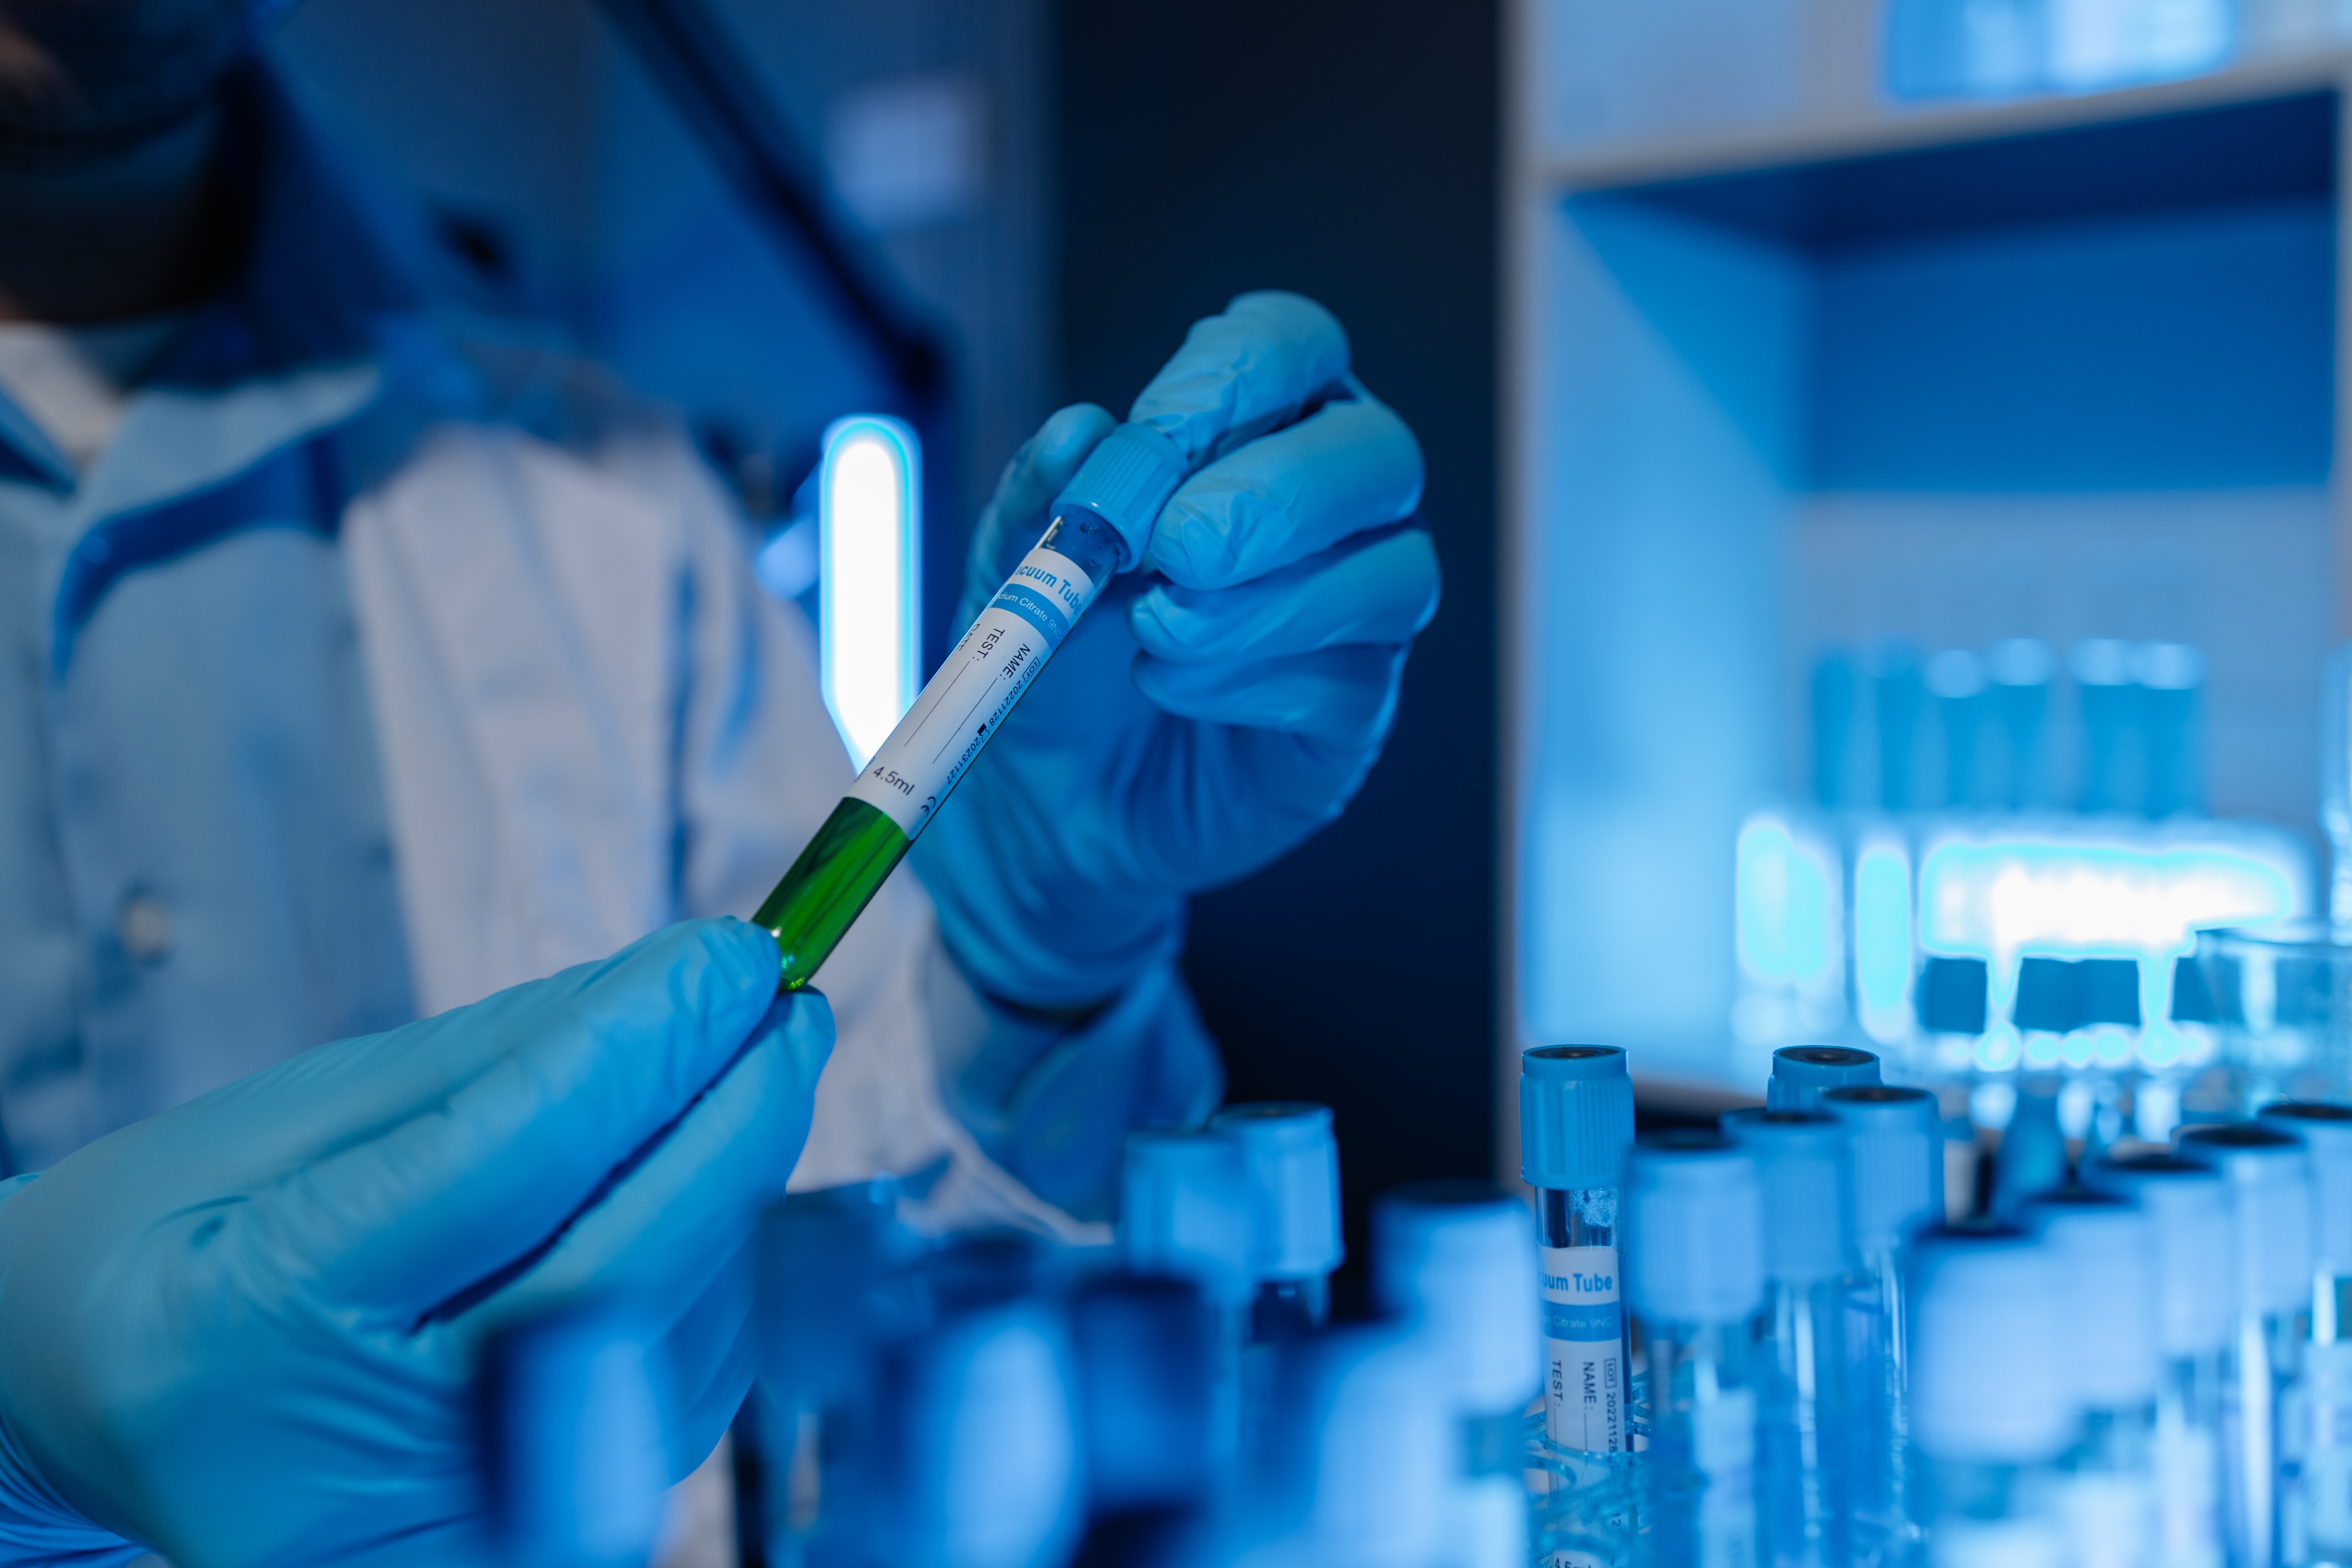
875,1299,1085,1568
2027,1188,2163,1568
2083,1151,2232,1568
1913,1230,2076,1564
1519,1045,1636,1456
478,1302,668,1568
1628,1130,1767,1567
1208,1102,1343,1344
1765,1045,1880,1113
750,1179,910,1568
1823,1084,1943,1561
1372,1181,1542,1568
2262,1101,2352,1563
1069,1273,1222,1546
2177,1122,2315,1568
1120,1129,1253,1485
1722,1110,1853,1568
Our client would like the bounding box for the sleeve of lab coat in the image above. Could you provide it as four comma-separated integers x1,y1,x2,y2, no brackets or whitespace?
620,426,1223,1231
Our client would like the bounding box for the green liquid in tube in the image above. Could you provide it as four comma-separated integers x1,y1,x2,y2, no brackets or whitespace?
754,514,1127,989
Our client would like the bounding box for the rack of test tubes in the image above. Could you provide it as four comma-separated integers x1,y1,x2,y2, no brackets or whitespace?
468,1028,2352,1568
1736,635,2349,1153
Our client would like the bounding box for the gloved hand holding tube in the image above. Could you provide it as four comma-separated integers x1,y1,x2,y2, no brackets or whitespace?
758,289,1437,1007
0,918,833,1568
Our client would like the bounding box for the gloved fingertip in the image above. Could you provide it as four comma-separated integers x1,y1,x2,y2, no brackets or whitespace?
1225,289,1349,364
1035,403,1116,483
747,985,835,1092
705,918,785,1003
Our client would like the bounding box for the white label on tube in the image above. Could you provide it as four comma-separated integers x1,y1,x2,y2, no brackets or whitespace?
1541,1243,1627,1453
846,544,1097,838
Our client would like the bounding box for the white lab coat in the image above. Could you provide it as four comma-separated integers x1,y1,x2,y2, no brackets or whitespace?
342,388,1099,1239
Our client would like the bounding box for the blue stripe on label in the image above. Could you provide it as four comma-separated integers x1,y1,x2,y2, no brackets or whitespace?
1544,1302,1623,1342
988,583,1072,647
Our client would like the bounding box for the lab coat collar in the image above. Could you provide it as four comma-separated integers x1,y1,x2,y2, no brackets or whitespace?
8,56,524,672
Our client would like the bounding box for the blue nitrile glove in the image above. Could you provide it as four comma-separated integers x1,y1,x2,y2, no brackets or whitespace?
915,291,1437,1010
0,918,831,1568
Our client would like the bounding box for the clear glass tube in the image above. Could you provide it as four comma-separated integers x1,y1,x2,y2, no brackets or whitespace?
754,512,1126,989
1843,1245,1920,1566
2152,1354,2227,1568
1926,1454,2067,1568
1541,1185,1634,1456
2287,1277,2352,1565
1638,1315,1759,1568
2222,1310,2305,1568
1247,1276,1328,1344
2062,1403,2157,1568
1760,1277,1849,1568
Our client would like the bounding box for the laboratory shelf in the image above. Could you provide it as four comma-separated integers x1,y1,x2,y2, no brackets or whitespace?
1499,21,2352,1163
1533,47,2352,193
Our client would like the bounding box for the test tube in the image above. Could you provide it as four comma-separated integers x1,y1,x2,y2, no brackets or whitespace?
1627,1131,1767,1568
478,1303,668,1568
1912,1231,2077,1564
2176,1122,2317,1568
1517,1044,1635,1455
1987,636,2057,810
1207,1102,1342,1342
753,420,1190,989
2025,1189,2162,1568
1764,1045,1880,1113
1069,1273,1221,1561
752,1180,909,1568
875,1299,1084,1568
1823,1084,1941,1563
2136,641,2206,818
2259,1101,2352,1562
1119,1129,1253,1482
2083,1152,2233,1568
1251,1325,1453,1568
1924,648,1989,809
1371,1182,1542,1568
1992,1074,2069,1223
2074,637,2147,815
1721,1110,1853,1568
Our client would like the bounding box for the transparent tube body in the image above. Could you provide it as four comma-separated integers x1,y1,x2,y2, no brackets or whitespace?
1843,1246,1919,1565
2061,1404,2157,1568
1247,1276,1329,1345
2288,1277,2352,1564
1925,1454,2066,1568
754,512,1125,989
754,1387,877,1568
2222,1311,2305,1568
1760,1277,1849,1568
2152,1354,2228,1568
1638,1314,1760,1568
1541,1186,1634,1455
1453,1408,1532,1568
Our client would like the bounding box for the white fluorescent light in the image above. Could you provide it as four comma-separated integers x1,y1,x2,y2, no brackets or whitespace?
819,416,921,772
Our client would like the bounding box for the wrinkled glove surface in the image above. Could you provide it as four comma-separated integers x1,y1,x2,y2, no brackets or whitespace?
916,291,1438,1010
0,918,831,1568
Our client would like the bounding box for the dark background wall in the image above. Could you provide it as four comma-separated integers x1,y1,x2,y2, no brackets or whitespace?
1055,0,1503,1301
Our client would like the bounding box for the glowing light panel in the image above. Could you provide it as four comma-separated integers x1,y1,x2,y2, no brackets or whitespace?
1854,837,1914,1045
819,417,922,771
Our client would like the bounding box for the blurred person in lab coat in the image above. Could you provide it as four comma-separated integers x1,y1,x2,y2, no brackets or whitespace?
0,0,1438,1561
0,0,1434,1225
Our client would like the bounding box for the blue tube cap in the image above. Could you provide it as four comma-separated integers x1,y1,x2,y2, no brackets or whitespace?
1766,1046,1880,1112
1822,1085,1944,1252
1627,1131,1765,1327
1720,1110,1852,1284
1050,423,1190,573
1519,1044,1634,1192
1208,1101,1343,1280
